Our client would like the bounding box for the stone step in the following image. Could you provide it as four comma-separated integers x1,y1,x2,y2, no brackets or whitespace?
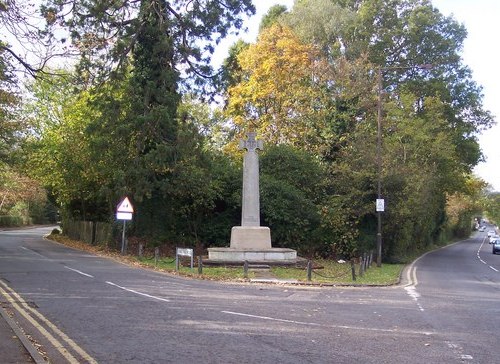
248,264,271,270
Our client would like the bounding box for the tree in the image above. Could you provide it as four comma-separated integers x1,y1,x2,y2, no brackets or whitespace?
40,0,255,89
226,23,331,153
259,4,288,32
285,0,493,170
0,43,20,163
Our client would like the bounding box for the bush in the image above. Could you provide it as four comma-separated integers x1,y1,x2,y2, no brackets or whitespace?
0,215,23,227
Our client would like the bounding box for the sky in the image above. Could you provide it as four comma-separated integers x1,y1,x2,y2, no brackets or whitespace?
213,0,500,191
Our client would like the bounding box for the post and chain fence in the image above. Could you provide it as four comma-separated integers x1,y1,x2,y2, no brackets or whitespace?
306,251,375,282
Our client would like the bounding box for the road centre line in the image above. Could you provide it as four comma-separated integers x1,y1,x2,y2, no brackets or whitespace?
222,310,322,326
0,279,97,364
222,310,434,336
20,246,47,259
106,281,171,302
64,266,94,278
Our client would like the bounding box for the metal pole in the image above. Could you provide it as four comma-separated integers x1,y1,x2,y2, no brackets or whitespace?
376,67,383,267
121,220,126,255
307,260,312,281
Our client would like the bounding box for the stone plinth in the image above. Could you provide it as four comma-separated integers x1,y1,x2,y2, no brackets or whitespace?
230,226,271,249
206,226,297,263
207,247,297,263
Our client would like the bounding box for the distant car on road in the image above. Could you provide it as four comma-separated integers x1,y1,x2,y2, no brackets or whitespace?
493,240,500,254
489,235,500,244
487,230,496,237
479,226,486,232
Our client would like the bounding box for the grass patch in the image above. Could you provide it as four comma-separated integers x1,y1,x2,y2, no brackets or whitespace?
272,260,404,285
134,256,254,280
47,233,403,285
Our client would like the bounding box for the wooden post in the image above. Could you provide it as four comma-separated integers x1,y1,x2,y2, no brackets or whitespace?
307,260,312,281
359,256,364,277
243,260,249,278
198,256,203,275
154,247,159,267
351,260,356,281
138,243,144,258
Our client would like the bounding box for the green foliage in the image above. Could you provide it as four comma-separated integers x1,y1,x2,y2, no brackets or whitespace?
41,0,255,89
0,215,23,227
13,0,493,266
260,145,326,256
259,5,288,32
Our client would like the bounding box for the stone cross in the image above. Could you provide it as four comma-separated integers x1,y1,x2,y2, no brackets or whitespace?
239,132,263,227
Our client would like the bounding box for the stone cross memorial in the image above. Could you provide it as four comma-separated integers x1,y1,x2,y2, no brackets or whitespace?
230,132,272,249
207,131,297,263
239,132,263,226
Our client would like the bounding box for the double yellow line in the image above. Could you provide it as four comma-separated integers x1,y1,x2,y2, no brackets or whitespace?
0,279,97,363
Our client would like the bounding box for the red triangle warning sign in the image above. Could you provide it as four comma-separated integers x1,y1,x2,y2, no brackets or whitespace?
117,197,134,213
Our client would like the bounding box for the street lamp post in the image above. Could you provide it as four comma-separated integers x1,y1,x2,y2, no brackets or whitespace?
375,64,432,268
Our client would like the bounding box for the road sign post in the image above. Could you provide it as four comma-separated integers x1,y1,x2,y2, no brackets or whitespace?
116,197,134,255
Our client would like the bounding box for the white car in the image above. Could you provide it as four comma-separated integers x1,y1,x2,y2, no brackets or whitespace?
489,235,500,244
487,230,496,237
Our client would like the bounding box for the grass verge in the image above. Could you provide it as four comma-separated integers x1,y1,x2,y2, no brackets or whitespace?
47,233,403,285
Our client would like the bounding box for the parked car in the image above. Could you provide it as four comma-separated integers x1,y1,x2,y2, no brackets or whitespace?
493,240,500,254
490,235,500,244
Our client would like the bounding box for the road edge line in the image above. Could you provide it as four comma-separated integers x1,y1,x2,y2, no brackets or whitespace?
0,301,47,364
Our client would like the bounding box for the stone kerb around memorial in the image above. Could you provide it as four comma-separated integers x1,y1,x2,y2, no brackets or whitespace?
207,132,297,264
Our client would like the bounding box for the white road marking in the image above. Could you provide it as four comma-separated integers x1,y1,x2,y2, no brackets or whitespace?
64,266,94,278
106,281,170,302
0,280,97,363
222,310,434,335
403,263,425,311
222,310,322,326
477,236,500,271
20,246,47,259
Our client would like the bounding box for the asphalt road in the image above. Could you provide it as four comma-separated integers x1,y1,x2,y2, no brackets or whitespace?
0,226,499,363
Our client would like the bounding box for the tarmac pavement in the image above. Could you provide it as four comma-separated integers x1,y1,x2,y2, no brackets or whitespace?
0,303,42,363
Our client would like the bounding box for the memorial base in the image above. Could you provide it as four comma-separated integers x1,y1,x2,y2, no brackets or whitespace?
207,225,297,264
207,247,297,264
230,226,272,249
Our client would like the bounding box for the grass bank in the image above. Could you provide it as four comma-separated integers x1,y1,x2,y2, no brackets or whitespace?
47,233,404,285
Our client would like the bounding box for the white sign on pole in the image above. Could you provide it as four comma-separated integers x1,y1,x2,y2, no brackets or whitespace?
176,248,193,257
176,247,194,271
376,198,385,212
116,212,133,220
